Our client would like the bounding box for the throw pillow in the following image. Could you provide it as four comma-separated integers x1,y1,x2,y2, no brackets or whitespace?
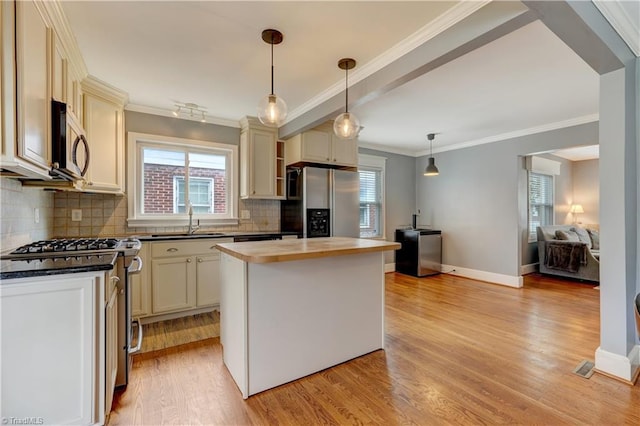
587,229,600,250
555,230,580,242
570,226,592,249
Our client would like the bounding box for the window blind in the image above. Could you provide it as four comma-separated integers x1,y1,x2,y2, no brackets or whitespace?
528,172,554,241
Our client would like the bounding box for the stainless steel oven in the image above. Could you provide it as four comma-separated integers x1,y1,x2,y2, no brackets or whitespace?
116,249,143,388
1,237,143,387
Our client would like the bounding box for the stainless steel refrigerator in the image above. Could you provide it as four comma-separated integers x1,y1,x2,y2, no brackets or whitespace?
281,166,360,238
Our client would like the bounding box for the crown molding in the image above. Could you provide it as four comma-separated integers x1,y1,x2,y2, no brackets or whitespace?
412,114,600,157
358,141,418,158
593,0,640,57
286,0,491,123
82,75,129,106
125,104,241,128
39,0,88,78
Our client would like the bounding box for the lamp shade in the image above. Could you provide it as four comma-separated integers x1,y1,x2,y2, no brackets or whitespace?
570,204,584,214
424,157,439,176
333,112,360,140
257,94,287,127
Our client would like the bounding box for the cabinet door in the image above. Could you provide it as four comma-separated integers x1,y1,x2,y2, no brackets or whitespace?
249,129,276,197
301,130,331,163
331,136,358,167
196,252,221,307
52,34,66,102
15,1,51,171
1,274,99,425
83,93,124,193
151,257,196,314
105,283,118,415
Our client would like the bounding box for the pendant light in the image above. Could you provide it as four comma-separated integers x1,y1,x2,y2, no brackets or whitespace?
424,133,440,176
333,58,360,140
257,29,287,127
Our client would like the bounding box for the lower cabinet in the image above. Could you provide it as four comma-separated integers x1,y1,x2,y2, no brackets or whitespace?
0,271,109,425
138,238,232,317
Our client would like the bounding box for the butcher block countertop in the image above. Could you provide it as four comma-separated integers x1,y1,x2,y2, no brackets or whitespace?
216,237,400,264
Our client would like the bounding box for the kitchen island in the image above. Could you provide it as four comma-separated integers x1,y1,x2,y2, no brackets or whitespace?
216,237,400,398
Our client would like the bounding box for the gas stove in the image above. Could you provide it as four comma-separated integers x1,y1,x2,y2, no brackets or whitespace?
3,237,141,261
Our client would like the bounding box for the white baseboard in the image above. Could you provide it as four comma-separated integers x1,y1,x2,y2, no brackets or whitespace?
595,345,640,382
520,263,538,275
441,264,523,288
384,262,395,273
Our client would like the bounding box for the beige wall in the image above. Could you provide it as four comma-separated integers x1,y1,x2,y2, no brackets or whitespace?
571,159,599,226
0,177,53,251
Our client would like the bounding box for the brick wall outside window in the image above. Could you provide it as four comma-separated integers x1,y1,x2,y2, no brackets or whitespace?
143,164,226,213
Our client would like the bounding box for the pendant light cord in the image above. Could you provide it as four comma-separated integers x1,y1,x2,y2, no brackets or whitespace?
345,67,349,113
270,34,275,96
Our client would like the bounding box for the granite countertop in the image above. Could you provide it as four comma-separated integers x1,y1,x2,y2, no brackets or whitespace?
0,253,118,280
216,237,401,264
137,231,299,241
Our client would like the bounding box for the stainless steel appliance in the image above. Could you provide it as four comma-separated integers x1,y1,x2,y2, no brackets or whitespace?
2,237,142,387
281,166,359,238
395,229,442,277
51,100,89,181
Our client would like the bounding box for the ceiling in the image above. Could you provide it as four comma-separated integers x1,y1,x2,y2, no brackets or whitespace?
61,1,637,156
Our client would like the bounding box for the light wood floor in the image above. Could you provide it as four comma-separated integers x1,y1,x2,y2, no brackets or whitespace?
109,272,640,425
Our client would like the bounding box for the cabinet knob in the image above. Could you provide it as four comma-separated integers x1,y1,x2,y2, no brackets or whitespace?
333,158,337,162
167,248,178,252
186,258,192,263
326,157,330,161
87,182,94,186
197,258,203,263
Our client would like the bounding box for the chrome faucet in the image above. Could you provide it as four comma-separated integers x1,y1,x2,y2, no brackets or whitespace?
188,203,200,234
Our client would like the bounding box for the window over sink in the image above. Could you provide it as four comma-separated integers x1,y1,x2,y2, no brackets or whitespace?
127,132,238,227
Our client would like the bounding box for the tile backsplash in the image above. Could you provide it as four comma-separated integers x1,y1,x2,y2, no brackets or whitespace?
0,177,53,251
53,192,281,238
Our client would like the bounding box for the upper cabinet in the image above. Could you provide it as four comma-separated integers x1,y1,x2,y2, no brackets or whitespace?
1,1,52,178
240,116,285,199
81,76,127,194
285,122,358,168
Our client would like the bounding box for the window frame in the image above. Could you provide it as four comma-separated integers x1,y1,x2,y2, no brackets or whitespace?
528,171,554,242
358,154,386,239
127,132,239,227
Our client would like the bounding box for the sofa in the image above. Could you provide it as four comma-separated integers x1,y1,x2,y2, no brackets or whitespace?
536,225,600,282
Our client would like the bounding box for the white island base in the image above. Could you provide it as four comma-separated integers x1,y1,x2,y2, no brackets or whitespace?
218,238,397,398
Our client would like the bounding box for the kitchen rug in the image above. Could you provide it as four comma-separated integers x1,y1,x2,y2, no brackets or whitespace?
139,310,220,353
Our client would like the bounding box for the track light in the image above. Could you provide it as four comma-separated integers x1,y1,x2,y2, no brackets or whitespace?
172,102,207,123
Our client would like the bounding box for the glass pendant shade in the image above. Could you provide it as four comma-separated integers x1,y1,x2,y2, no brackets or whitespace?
258,94,287,127
333,112,360,140
424,157,439,176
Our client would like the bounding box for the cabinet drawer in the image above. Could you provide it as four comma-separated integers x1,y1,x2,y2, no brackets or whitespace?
150,238,233,258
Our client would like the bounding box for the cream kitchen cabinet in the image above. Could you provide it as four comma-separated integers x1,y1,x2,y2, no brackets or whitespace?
149,238,232,316
0,270,109,425
285,123,358,168
0,0,53,178
240,116,285,199
81,77,127,194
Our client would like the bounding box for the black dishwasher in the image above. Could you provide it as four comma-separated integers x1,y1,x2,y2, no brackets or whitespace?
395,229,442,277
233,235,282,242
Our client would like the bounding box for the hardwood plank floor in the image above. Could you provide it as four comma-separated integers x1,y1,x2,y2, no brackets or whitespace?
108,272,640,425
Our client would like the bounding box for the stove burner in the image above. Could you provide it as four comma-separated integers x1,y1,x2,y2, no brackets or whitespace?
10,238,122,255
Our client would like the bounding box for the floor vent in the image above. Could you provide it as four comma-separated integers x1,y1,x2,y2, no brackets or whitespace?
572,360,595,379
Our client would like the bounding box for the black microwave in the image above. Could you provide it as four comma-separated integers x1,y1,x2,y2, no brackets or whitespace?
50,100,89,181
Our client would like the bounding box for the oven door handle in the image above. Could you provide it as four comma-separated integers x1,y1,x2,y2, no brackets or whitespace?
127,256,143,275
128,319,143,354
